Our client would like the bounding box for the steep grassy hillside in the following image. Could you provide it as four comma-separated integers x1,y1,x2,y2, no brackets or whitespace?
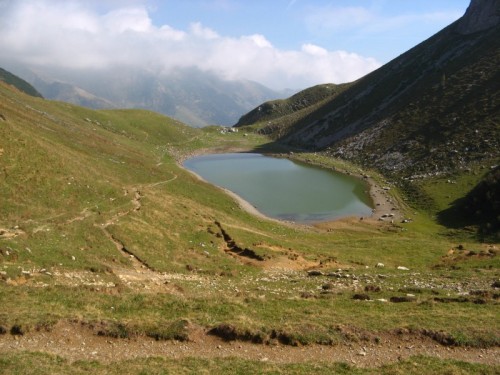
0,67,42,98
0,79,266,273
439,166,500,238
0,77,498,373
237,1,499,180
234,83,349,127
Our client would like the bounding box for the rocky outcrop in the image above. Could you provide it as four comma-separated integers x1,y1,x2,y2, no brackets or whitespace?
456,0,500,34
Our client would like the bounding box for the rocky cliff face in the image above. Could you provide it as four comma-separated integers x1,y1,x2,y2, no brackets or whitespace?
456,0,500,34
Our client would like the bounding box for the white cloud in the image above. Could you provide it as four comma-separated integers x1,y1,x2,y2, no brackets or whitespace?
0,0,380,89
103,8,153,33
190,22,219,39
158,25,186,41
245,34,273,48
302,44,328,57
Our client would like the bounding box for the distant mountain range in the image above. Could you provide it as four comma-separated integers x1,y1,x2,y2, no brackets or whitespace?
235,0,500,179
2,65,291,128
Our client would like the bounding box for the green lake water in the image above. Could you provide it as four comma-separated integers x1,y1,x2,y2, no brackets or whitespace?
183,153,373,223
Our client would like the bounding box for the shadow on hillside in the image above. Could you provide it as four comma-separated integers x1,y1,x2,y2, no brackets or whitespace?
437,167,500,242
438,203,499,242
248,141,298,155
437,198,472,229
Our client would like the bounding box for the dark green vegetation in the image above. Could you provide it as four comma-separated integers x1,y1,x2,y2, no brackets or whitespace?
439,166,500,238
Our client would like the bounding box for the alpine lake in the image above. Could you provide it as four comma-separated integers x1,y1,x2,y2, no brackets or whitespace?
183,153,373,223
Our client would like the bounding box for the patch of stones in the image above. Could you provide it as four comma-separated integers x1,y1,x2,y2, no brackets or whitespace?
0,227,25,239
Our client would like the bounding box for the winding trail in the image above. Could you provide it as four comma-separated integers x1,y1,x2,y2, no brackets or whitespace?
87,173,206,292
96,174,179,270
149,173,178,188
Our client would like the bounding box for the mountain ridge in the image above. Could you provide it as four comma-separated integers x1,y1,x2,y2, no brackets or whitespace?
236,0,499,179
234,83,349,128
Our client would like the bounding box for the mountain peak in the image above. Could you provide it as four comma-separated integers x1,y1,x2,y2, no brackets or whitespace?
237,0,499,178
456,0,500,34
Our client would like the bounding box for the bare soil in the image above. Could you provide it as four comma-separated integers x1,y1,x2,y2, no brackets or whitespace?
0,321,498,367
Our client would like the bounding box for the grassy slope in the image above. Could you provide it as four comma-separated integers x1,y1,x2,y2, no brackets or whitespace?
234,83,350,127
1,352,498,375
0,67,42,98
0,82,498,372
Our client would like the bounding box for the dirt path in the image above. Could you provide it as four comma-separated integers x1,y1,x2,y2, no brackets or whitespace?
92,175,198,293
0,321,498,368
149,175,177,187
366,176,403,222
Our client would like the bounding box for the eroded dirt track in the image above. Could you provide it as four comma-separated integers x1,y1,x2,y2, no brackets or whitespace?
0,322,498,368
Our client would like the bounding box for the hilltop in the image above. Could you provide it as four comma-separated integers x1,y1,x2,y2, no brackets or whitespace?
234,83,349,128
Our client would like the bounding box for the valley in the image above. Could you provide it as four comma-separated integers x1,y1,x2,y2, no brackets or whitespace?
0,75,498,374
0,1,499,373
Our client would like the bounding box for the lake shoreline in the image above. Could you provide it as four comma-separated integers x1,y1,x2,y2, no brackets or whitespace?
180,159,303,228
178,149,402,227
176,147,277,222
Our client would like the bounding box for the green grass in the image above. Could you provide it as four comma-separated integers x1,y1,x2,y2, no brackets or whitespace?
0,352,498,375
0,81,498,373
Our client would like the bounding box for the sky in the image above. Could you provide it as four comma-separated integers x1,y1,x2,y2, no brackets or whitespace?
0,0,470,90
